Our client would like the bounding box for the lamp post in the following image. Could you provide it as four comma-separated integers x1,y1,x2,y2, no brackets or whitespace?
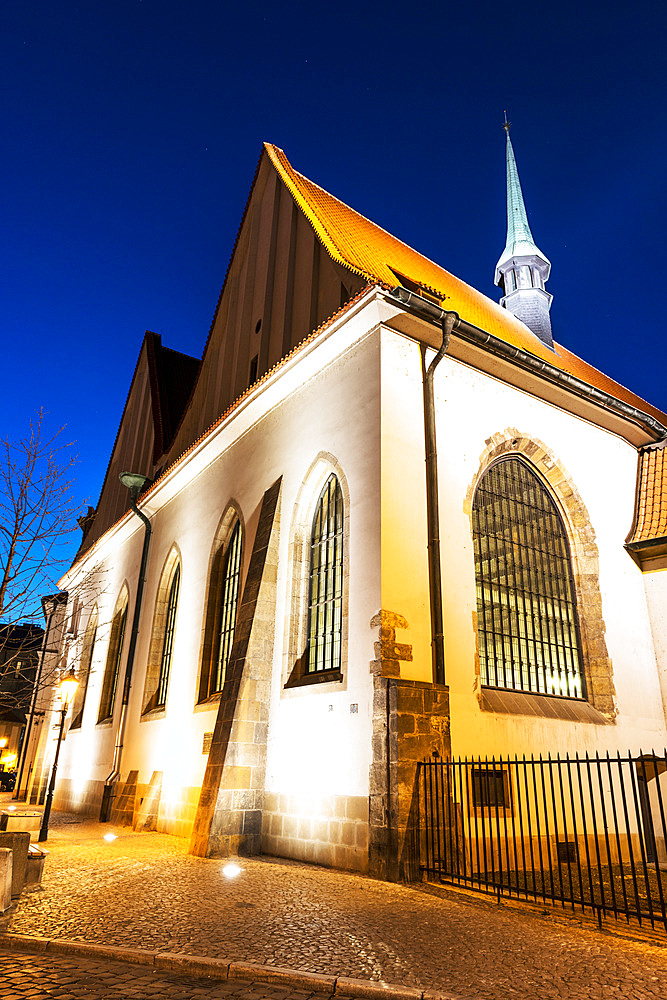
38,668,78,842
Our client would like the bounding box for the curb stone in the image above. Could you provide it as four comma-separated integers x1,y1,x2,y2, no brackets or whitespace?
335,976,424,1000
157,952,231,980
48,938,158,966
0,933,460,999
228,960,336,992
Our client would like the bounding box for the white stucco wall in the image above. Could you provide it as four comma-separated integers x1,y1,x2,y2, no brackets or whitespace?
379,325,667,758
57,297,382,814
56,296,666,830
644,569,667,733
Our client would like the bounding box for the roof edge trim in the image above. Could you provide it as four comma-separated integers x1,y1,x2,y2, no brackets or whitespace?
386,287,667,444
62,283,380,581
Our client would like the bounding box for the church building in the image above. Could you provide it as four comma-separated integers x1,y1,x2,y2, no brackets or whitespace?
32,131,666,878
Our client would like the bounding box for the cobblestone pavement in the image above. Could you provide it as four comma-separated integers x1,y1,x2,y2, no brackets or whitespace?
0,948,344,1000
2,802,667,999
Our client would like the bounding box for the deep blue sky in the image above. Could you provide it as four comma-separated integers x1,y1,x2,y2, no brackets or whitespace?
2,1,666,576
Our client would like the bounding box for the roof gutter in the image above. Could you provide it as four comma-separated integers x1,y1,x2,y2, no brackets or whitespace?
385,288,459,686
387,287,667,444
100,476,153,823
422,310,458,687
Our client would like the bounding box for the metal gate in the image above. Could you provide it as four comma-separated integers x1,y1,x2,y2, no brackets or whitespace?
419,751,667,931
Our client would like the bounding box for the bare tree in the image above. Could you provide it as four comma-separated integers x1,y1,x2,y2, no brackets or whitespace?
0,410,84,715
0,409,82,622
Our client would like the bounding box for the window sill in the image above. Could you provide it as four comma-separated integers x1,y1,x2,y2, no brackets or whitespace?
284,668,343,690
140,706,166,721
479,687,611,725
195,692,222,710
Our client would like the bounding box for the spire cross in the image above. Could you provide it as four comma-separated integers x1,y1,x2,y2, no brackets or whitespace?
503,110,511,134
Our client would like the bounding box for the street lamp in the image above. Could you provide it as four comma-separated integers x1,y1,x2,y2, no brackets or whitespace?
38,668,79,842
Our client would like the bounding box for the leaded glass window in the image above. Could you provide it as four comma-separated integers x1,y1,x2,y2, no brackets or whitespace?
212,520,242,694
306,475,343,674
199,517,244,703
155,564,180,708
98,603,128,722
472,458,584,699
70,609,97,729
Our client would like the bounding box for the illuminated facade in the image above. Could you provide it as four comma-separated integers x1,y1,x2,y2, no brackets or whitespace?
32,140,667,877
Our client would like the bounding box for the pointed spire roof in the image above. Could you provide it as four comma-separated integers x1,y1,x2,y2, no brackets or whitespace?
495,124,550,280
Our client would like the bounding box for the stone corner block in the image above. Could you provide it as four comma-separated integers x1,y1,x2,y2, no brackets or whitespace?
0,831,30,898
0,848,12,914
370,610,409,631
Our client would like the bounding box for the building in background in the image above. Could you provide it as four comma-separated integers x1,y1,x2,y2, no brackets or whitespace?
0,622,44,783
47,136,667,878
13,594,69,803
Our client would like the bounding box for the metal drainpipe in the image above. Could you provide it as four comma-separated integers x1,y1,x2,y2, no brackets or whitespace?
422,309,459,687
100,487,152,822
388,280,667,687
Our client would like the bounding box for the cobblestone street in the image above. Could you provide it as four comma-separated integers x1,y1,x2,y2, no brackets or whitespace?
1,803,667,999
0,948,352,1000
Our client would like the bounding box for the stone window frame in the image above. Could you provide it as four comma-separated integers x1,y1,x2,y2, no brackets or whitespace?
197,502,245,705
464,430,616,721
283,453,350,692
141,545,181,718
69,605,98,730
97,584,130,725
472,455,585,699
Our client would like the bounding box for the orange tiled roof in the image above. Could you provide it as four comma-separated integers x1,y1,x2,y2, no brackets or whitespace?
265,143,667,427
628,446,667,544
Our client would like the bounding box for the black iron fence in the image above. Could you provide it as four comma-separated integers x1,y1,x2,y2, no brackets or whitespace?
419,751,667,931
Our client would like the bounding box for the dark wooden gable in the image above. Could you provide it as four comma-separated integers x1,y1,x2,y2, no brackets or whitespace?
76,147,365,563
76,332,198,558
162,148,366,467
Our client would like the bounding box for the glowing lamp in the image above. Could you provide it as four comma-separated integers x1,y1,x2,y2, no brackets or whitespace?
59,668,79,709
222,863,242,879
0,737,8,749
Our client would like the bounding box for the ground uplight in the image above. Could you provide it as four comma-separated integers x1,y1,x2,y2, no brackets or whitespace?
103,832,118,842
222,862,242,878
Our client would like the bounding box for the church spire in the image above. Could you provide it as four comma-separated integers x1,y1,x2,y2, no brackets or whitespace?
495,116,554,348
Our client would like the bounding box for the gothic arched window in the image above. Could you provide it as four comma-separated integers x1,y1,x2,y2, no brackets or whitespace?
70,607,98,729
306,475,343,675
143,555,181,714
199,517,242,701
98,590,129,722
472,458,584,699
